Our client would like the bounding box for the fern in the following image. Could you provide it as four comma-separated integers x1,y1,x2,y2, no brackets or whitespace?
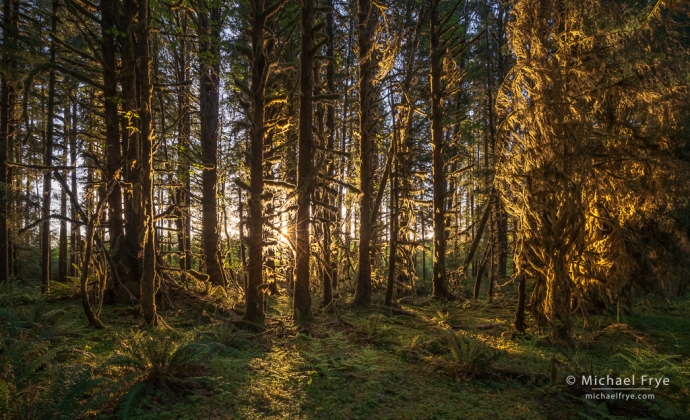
103,330,222,384
357,314,383,340
445,329,494,375
119,382,145,420
199,322,254,349
0,293,109,420
101,331,222,417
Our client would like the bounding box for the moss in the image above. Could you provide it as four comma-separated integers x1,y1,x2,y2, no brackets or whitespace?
1,284,688,419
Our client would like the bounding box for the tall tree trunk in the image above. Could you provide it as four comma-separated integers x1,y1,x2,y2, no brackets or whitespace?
238,186,247,280
0,0,17,283
58,168,67,283
354,0,377,306
101,0,130,300
421,206,426,285
175,14,192,272
199,1,225,286
69,98,79,278
321,0,336,307
42,0,59,291
385,112,398,307
294,0,314,321
121,2,144,299
243,0,271,325
128,0,157,325
429,0,452,299
336,14,354,294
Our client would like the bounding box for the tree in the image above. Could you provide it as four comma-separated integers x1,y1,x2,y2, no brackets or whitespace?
294,0,315,321
40,0,58,291
0,0,18,283
428,0,464,300
496,0,689,344
198,0,226,287
101,0,130,301
125,0,157,326
353,0,378,307
240,0,288,325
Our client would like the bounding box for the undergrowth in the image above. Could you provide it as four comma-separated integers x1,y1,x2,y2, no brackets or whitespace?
0,280,687,419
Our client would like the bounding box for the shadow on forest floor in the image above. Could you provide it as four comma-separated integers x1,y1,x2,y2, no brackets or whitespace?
2,280,689,419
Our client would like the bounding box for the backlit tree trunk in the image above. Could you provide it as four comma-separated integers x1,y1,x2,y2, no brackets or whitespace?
138,0,157,326
429,0,451,299
353,0,377,306
243,0,275,325
294,0,314,321
321,0,336,307
41,0,58,291
174,12,192,272
101,0,130,300
199,1,225,286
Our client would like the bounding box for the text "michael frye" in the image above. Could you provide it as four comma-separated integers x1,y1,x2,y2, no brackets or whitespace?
582,375,669,388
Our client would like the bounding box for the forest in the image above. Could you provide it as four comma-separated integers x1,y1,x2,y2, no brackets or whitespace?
1,0,689,418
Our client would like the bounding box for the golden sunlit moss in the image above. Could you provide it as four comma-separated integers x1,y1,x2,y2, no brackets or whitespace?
495,0,690,344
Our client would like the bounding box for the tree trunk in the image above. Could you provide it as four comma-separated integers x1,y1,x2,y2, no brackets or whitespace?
514,272,526,333
58,172,67,283
321,0,336,307
199,2,225,286
41,0,59,291
294,0,315,321
69,98,79,278
121,3,144,299
354,0,377,307
421,206,426,285
473,240,491,299
243,0,270,325
0,0,17,283
131,0,157,326
101,0,130,300
385,78,400,306
429,0,452,300
174,15,192,272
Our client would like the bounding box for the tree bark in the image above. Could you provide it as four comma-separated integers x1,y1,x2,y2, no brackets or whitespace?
127,0,157,326
69,98,80,277
101,0,130,300
473,240,491,299
58,170,67,283
41,0,59,291
175,14,192,272
429,0,451,299
354,0,377,307
69,98,79,278
243,0,272,325
321,0,336,307
121,1,144,299
514,272,526,333
0,0,17,283
385,122,398,307
199,1,225,286
294,0,315,321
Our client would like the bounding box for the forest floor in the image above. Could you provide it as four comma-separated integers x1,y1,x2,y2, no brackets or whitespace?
3,281,690,420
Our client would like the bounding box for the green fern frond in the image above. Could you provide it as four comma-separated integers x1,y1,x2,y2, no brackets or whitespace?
119,382,146,420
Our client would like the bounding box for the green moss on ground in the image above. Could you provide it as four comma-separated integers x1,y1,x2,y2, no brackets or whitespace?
2,284,688,420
